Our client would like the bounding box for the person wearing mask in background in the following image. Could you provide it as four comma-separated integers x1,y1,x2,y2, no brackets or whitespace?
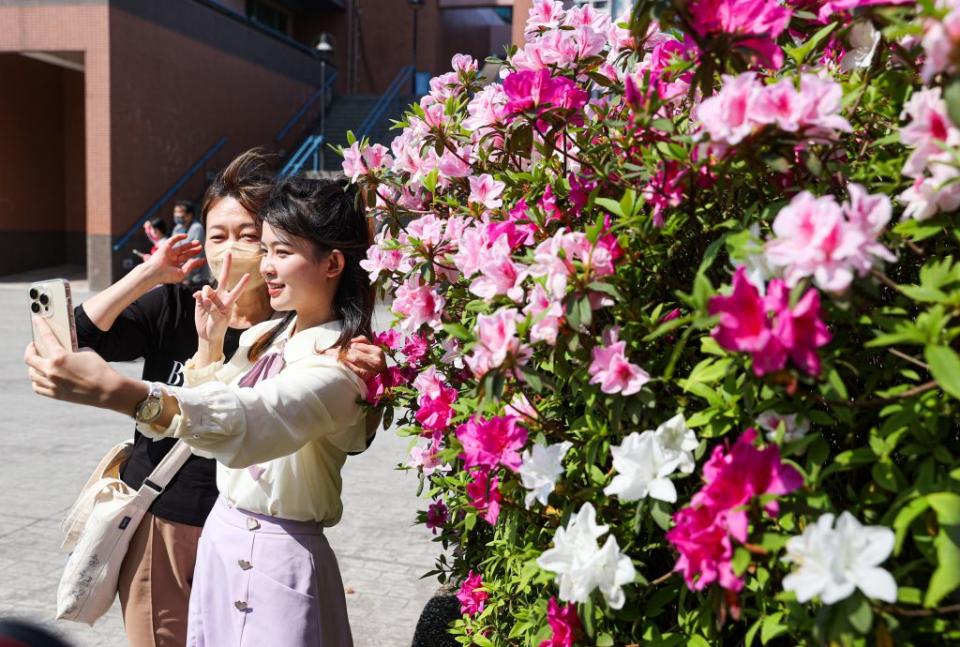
173,200,209,286
42,150,385,647
139,217,170,262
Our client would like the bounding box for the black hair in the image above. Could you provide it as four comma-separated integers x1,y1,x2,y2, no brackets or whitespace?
201,148,275,226
174,200,194,215
248,177,373,361
148,217,168,237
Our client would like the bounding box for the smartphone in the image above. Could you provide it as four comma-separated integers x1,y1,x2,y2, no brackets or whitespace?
29,279,78,357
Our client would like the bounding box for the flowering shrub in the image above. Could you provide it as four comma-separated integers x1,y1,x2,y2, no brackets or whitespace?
344,0,960,643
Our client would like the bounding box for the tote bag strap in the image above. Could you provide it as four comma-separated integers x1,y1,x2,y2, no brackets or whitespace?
137,441,193,500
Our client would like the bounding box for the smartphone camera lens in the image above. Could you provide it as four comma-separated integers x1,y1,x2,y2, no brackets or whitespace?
29,288,38,300
39,294,49,305
30,302,41,314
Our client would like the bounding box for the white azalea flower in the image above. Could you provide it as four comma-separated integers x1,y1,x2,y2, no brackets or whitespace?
588,535,636,610
603,431,679,503
518,441,572,508
537,503,635,609
653,413,698,474
757,410,810,443
841,21,880,73
783,511,897,604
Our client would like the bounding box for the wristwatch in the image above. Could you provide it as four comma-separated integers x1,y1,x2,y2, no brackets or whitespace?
134,382,165,424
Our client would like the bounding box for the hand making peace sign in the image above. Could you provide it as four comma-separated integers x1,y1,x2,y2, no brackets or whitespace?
194,251,252,345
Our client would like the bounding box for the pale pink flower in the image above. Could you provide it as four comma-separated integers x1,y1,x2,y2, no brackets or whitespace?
469,236,528,302
898,160,960,220
341,142,365,183
588,327,651,396
393,277,446,332
413,366,446,401
360,230,405,282
752,79,806,132
464,84,509,132
765,189,892,293
921,2,960,82
408,439,446,475
468,174,506,210
452,224,489,278
524,284,564,345
465,308,531,376
406,214,446,247
796,74,852,137
695,72,764,146
900,87,960,178
451,53,478,74
525,0,566,36
437,146,473,179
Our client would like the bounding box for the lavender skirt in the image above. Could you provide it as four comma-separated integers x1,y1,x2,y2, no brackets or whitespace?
186,498,353,647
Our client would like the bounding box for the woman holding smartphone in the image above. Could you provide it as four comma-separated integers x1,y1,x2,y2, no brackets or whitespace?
66,152,384,647
27,177,378,645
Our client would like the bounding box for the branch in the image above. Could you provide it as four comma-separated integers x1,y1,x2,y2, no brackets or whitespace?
879,602,960,617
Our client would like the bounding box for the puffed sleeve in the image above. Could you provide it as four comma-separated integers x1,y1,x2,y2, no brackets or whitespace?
137,359,367,468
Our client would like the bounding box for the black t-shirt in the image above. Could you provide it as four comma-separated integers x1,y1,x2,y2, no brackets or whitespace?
74,284,246,527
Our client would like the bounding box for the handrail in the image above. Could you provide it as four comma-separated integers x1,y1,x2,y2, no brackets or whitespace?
275,69,338,142
356,65,413,142
278,135,326,178
112,137,228,252
196,0,320,58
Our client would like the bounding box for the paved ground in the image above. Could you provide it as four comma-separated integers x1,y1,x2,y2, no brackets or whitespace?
0,277,440,646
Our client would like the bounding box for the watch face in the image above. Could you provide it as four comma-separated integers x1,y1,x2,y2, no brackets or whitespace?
139,399,162,422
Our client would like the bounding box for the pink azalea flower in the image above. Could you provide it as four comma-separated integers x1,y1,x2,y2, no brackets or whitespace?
642,161,686,227
469,174,506,210
525,0,566,35
693,428,804,523
402,334,431,366
765,188,893,293
451,53,478,74
709,266,776,354
466,470,503,525
408,439,445,475
341,142,365,183
457,570,489,616
437,146,473,180
668,429,803,592
452,224,489,278
695,72,764,146
374,329,402,350
469,237,528,302
766,281,833,378
796,74,852,137
393,277,446,332
502,69,588,117
425,500,448,534
415,384,458,433
899,87,960,178
817,0,913,22
524,284,564,346
465,308,531,377
922,4,960,82
688,0,792,69
667,504,743,592
539,597,581,647
456,415,529,472
464,84,509,133
588,327,651,396
752,78,806,132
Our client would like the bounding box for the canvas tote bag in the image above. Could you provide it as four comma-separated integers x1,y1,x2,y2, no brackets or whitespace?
56,439,192,624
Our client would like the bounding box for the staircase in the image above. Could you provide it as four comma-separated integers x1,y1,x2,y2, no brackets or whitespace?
281,67,416,178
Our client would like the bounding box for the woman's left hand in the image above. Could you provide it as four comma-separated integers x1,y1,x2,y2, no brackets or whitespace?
25,317,146,415
327,336,387,383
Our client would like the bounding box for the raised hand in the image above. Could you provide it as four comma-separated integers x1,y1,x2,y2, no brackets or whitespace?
194,251,251,347
323,335,387,383
141,233,206,285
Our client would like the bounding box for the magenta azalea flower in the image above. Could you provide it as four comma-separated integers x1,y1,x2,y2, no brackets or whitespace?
689,0,792,69
539,597,581,647
425,500,448,534
456,415,529,472
457,570,489,616
465,469,503,525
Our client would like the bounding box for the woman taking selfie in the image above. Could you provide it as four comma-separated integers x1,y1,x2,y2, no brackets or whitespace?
63,154,383,646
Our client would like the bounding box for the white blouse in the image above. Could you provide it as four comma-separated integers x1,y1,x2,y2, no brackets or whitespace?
137,317,368,524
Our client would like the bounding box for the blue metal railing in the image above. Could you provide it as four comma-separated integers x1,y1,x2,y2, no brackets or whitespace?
278,135,326,178
112,137,228,252
356,66,413,142
275,69,338,143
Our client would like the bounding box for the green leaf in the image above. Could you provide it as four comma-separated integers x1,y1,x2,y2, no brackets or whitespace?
596,633,614,647
732,547,751,576
687,636,711,647
945,80,960,133
928,492,960,525
472,634,495,647
761,612,787,644
596,197,624,218
784,22,838,65
925,345,960,400
924,528,960,607
847,595,874,634
346,130,357,145
893,496,930,554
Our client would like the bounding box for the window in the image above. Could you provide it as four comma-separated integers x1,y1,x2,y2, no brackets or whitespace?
246,0,290,34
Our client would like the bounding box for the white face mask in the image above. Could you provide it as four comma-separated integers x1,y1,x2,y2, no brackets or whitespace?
206,241,265,291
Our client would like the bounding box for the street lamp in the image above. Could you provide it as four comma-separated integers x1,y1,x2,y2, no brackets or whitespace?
314,32,335,171
409,0,425,96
